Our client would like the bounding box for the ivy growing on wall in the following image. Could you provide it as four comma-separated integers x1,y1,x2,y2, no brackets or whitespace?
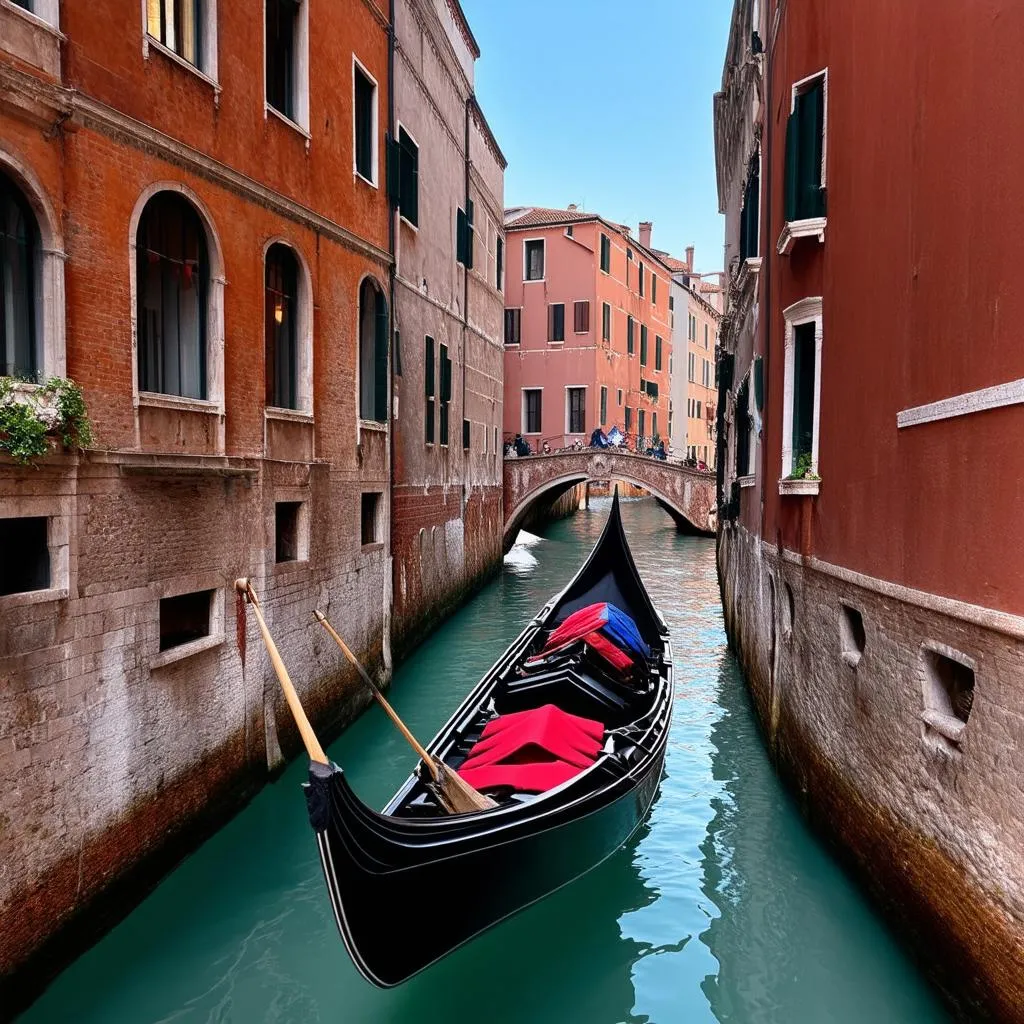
0,377,93,466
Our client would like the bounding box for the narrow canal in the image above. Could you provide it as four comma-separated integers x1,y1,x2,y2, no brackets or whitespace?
23,497,947,1023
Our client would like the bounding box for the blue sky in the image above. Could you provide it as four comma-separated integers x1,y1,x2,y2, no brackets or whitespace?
460,0,732,274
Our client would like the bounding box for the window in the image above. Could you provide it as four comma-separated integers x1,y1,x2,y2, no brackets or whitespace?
624,406,633,431
638,408,645,439
457,202,474,268
782,297,823,482
639,324,648,366
740,149,761,260
600,385,607,425
504,308,521,345
147,0,202,68
669,294,674,328
159,590,213,651
524,239,544,281
274,501,305,562
0,172,39,380
566,225,573,238
839,604,866,667
496,236,504,290
736,378,752,477
617,388,622,406
523,388,542,434
655,335,662,371
136,191,209,400
688,352,695,383
652,412,658,440
361,492,381,545
358,278,388,422
438,342,452,444
354,60,378,183
394,329,402,376
424,335,435,442
548,303,565,342
638,263,645,297
696,400,701,418
601,302,611,342
396,126,418,225
265,244,299,409
494,425,498,453
0,517,49,596
266,0,308,127
567,387,585,434
921,646,975,750
599,233,610,273
705,324,709,349
785,73,826,222
627,316,634,355
651,274,657,304
573,300,590,333
463,418,470,450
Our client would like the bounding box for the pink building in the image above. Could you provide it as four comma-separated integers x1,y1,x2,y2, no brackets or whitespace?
503,208,673,450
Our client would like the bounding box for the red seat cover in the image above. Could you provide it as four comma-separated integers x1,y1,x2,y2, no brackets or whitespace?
479,704,604,741
459,761,582,794
461,705,603,770
524,632,634,673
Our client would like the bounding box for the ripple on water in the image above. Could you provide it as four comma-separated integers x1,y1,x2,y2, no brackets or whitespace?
20,498,949,1024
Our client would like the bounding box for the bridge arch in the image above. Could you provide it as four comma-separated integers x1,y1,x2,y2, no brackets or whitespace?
502,451,715,551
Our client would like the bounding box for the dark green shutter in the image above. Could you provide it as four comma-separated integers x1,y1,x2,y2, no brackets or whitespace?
640,325,647,366
441,348,452,402
462,418,470,449
374,298,388,422
425,336,434,396
464,201,475,269
793,323,816,462
784,110,800,223
386,135,401,207
394,329,402,377
496,237,503,289
799,81,826,218
754,355,764,410
627,317,634,354
456,209,467,264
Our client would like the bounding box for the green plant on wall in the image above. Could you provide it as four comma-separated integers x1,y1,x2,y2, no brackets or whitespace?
0,377,93,466
787,451,820,481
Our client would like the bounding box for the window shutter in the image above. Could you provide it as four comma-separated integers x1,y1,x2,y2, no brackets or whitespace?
799,81,826,218
465,200,475,269
425,336,435,396
463,418,471,450
386,135,401,207
496,237,503,289
374,299,388,422
784,110,800,223
441,348,452,402
627,317,634,354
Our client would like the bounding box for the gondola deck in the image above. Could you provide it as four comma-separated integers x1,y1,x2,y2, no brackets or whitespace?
303,491,673,986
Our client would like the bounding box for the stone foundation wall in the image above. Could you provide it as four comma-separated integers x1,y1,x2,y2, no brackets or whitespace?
718,523,1024,1021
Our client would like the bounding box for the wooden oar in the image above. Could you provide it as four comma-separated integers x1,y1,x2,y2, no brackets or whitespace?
235,579,328,764
313,610,496,814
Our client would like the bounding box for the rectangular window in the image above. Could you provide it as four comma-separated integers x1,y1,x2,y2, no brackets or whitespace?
638,408,646,440
705,324,709,349
548,303,565,342
617,388,622,406
600,385,608,425
601,302,611,342
439,343,451,445
785,74,826,222
688,352,695,382
463,418,470,450
148,0,202,66
274,501,305,563
361,492,381,545
600,233,611,273
639,324,648,366
0,517,50,596
792,322,816,466
624,406,633,431
524,239,545,281
496,236,504,290
523,388,542,434
354,61,377,183
740,150,761,260
627,316,634,355
456,202,475,268
651,275,657,304
396,126,418,225
638,263,645,297
655,335,662,371
266,0,308,126
159,590,213,651
652,412,658,439
504,308,521,345
567,387,586,434
494,426,498,454
736,378,752,477
424,335,435,443
573,300,590,334
696,400,701,419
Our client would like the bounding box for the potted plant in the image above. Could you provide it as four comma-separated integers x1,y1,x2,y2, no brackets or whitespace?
0,376,93,466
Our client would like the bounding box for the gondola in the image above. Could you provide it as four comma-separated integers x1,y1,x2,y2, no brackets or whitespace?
303,490,673,987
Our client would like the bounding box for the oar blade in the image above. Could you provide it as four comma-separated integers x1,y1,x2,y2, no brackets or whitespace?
431,763,498,813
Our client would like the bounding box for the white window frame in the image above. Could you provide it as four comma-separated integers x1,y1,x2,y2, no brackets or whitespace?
564,384,587,436
523,237,545,283
572,299,590,335
778,69,828,254
780,296,823,494
504,306,522,346
521,387,542,436
142,0,220,88
734,371,756,487
262,238,314,422
790,68,829,187
352,56,379,185
261,0,309,134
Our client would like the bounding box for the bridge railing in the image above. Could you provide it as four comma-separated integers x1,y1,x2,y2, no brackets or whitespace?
503,431,690,461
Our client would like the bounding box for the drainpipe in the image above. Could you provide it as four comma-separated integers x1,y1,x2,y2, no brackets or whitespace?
385,0,397,676
759,11,773,544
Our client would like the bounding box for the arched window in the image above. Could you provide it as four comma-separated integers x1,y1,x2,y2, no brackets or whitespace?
136,192,209,400
1,171,41,380
359,278,387,422
265,243,299,409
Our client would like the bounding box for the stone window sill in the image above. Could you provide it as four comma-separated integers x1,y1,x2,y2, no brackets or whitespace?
777,218,827,256
266,102,311,143
361,541,385,553
266,406,314,424
151,633,224,670
840,650,861,669
920,708,965,745
359,419,388,433
270,558,310,576
145,35,221,96
138,392,223,415
778,477,820,496
1,0,62,36
738,474,755,488
0,587,68,609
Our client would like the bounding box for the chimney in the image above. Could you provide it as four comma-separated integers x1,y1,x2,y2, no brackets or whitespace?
567,203,578,211
685,245,695,270
639,221,652,248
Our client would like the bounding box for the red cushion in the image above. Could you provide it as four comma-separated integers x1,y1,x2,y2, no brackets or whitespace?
459,761,583,793
479,704,604,742
544,603,608,652
461,705,603,771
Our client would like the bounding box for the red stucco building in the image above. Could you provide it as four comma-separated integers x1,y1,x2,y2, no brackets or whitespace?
715,1,1024,1016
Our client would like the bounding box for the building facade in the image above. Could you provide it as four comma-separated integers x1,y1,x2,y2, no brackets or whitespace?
503,209,672,451
390,0,506,658
714,1,1024,1017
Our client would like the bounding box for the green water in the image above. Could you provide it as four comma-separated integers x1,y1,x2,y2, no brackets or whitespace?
22,498,948,1023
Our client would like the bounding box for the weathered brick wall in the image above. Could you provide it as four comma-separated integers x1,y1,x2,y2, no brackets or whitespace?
718,522,1024,1021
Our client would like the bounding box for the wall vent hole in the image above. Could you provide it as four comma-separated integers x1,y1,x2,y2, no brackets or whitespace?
920,648,975,750
839,604,866,667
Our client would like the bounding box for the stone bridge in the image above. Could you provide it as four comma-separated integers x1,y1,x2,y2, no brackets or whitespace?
503,450,717,548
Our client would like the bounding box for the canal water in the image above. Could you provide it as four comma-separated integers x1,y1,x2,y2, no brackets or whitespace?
22,497,948,1024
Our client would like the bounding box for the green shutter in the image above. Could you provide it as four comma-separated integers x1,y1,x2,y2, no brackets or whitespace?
784,110,800,223
627,317,634,354
793,323,816,463
374,297,388,422
456,209,466,264
386,135,401,207
754,355,764,410
799,80,826,218
441,348,452,402
425,336,434,396
640,325,648,366
462,418,470,450
465,200,475,270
